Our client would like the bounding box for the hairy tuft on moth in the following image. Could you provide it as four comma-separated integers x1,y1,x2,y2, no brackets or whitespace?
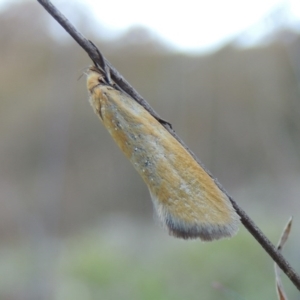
86,66,240,241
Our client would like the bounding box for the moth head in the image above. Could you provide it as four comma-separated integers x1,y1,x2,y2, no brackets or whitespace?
87,66,106,94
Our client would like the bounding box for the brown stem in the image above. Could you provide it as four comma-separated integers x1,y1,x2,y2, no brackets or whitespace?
37,0,300,290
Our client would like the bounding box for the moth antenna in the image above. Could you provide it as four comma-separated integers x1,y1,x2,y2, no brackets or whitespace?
77,66,91,81
88,40,112,85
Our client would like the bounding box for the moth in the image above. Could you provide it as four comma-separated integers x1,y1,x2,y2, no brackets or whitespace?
87,66,239,241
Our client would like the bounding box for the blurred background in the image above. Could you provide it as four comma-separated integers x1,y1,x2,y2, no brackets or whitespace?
1,0,300,299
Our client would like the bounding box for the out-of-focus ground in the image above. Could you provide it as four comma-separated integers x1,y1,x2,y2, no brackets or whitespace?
1,2,300,299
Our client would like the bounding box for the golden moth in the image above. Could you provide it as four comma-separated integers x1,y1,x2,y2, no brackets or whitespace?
87,67,239,241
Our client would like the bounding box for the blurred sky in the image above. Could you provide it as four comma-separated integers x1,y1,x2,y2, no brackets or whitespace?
83,0,300,51
0,0,300,51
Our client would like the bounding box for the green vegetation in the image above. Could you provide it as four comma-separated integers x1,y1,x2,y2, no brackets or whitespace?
0,219,298,299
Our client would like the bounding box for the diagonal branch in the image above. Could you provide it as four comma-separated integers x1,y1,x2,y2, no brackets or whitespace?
37,0,300,291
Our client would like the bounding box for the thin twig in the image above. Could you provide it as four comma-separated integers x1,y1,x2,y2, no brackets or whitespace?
37,0,300,291
274,217,293,300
